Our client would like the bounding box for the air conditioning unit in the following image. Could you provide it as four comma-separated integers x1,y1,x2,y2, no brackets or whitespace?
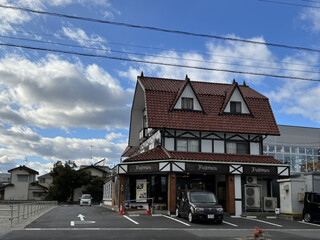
263,197,277,212
246,176,257,184
245,185,261,209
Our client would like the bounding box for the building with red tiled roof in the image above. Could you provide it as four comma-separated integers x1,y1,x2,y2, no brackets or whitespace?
109,74,289,217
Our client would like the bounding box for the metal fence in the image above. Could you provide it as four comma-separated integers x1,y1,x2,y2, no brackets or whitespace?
0,201,57,228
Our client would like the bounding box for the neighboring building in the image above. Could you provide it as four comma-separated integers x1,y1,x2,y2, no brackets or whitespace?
107,74,289,216
264,125,320,173
1,165,47,200
0,173,10,183
38,173,53,189
73,164,110,201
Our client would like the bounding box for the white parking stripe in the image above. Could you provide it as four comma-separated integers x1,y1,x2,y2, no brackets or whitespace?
244,217,282,227
299,221,320,227
222,221,238,227
123,215,139,225
162,215,191,226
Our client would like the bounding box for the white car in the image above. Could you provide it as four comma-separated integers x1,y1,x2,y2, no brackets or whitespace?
80,194,92,206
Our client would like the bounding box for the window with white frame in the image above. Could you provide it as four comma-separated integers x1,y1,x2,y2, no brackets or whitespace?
226,142,248,154
177,139,199,152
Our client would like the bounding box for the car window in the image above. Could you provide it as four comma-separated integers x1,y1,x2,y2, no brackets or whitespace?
313,194,320,203
189,192,216,203
82,195,91,199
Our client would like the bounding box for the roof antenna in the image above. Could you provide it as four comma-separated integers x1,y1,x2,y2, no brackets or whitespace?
140,71,144,77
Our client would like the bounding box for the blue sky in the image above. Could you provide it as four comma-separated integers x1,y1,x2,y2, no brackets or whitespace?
0,0,320,175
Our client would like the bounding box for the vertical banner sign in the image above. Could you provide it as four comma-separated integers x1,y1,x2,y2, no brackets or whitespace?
136,179,147,202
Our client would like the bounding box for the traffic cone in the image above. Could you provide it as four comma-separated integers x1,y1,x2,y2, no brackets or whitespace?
119,203,124,215
146,203,151,215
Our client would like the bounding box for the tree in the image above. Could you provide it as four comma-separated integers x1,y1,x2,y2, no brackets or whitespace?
47,160,91,202
84,176,105,202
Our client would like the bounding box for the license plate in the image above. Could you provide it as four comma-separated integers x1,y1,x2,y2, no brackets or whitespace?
208,214,214,219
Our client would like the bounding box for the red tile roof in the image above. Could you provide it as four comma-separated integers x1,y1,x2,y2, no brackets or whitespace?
123,147,282,165
138,76,279,135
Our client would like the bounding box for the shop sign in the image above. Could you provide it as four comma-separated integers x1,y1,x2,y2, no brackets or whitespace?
128,163,159,173
136,179,147,202
185,163,229,173
243,166,277,175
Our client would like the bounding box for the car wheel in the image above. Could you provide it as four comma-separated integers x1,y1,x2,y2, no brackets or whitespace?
303,212,312,223
188,211,194,223
175,208,180,217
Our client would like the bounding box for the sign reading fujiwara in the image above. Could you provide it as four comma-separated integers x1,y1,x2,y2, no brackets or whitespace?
128,163,159,173
186,163,229,173
243,166,277,176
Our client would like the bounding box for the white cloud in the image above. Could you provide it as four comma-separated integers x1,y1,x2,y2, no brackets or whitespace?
61,26,108,52
0,125,126,174
300,8,320,33
0,54,133,129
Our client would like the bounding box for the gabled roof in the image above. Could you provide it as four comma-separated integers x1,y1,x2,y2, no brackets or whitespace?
170,75,205,112
38,173,52,179
220,80,252,115
123,147,282,165
8,165,39,175
31,182,48,190
79,165,110,173
138,76,279,135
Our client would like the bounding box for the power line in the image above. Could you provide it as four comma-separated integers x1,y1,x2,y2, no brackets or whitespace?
259,0,320,8
3,35,320,75
9,29,320,69
2,4,320,53
1,41,320,82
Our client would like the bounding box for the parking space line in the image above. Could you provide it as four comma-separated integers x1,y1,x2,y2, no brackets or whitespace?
162,215,191,226
299,221,320,227
244,217,282,227
223,221,238,227
123,215,139,225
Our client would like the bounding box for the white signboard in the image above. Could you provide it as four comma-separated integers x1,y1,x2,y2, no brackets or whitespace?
136,179,147,202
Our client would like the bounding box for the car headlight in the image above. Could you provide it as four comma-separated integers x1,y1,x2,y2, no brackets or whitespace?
195,207,204,212
216,207,224,212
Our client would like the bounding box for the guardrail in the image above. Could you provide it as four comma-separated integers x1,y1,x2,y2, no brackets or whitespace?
0,201,57,228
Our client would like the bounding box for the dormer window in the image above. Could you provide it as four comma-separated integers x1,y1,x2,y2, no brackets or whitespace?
182,97,193,110
230,101,241,114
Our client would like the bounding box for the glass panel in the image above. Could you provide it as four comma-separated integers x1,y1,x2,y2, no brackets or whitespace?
299,147,306,154
230,101,241,113
263,145,267,154
268,145,275,153
275,154,284,162
226,142,237,154
291,147,298,154
284,146,290,153
188,140,199,152
18,175,28,182
182,98,193,110
177,140,188,151
276,146,284,153
237,143,248,154
284,154,291,164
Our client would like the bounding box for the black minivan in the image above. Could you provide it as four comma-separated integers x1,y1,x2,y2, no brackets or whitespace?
303,192,320,223
175,190,224,223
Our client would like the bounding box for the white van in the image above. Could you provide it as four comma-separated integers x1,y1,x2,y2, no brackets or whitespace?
80,194,92,206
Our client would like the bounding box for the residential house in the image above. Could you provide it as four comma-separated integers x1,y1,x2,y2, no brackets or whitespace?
1,165,47,200
107,74,289,216
73,164,110,201
38,173,53,189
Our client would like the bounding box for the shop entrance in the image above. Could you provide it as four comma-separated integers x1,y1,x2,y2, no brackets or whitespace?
176,174,216,193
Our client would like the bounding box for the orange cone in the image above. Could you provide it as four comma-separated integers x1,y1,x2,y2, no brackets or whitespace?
119,203,124,215
146,203,151,215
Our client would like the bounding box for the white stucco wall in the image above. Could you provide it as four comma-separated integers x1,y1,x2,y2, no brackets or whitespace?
250,142,260,155
174,84,202,111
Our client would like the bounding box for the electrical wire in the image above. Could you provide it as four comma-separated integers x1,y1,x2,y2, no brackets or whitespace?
259,0,320,8
1,41,320,82
9,29,320,69
2,4,320,53
2,35,320,75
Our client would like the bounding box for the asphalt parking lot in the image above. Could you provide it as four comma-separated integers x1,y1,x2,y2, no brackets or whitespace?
1,205,320,240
